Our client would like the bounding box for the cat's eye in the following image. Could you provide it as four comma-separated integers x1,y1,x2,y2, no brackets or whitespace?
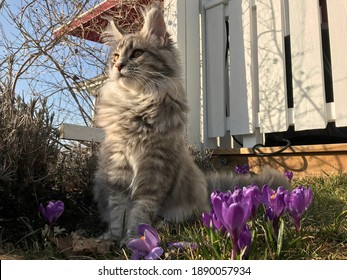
112,53,119,62
131,49,144,59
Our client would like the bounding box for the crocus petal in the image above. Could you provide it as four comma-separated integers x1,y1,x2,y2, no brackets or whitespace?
272,194,286,217
145,247,164,260
210,190,219,202
262,184,274,203
243,185,265,218
284,171,293,181
211,195,224,223
241,195,253,220
265,207,275,221
304,187,313,209
237,225,252,257
202,212,212,229
291,212,301,231
126,237,151,252
45,202,56,223
137,224,160,242
143,228,160,248
288,190,306,214
221,202,246,240
211,212,225,232
228,188,243,204
134,224,160,249
271,187,289,218
235,164,250,174
51,200,64,222
167,242,198,252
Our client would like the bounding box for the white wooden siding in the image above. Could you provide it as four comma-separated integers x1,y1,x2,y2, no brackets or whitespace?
176,0,202,148
257,0,288,133
326,0,347,127
196,0,346,149
204,3,227,138
288,0,327,131
227,0,255,136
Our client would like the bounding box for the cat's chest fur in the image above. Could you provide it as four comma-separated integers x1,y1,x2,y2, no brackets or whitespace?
95,81,187,151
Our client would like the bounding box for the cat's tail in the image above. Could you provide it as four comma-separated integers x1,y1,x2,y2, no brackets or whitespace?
206,166,291,194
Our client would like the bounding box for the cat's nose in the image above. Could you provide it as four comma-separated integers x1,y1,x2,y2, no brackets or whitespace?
115,63,125,72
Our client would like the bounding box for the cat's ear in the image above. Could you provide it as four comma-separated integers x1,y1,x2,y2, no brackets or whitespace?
102,20,124,45
140,3,169,46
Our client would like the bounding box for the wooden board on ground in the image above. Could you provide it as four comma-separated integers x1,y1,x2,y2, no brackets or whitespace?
212,143,347,178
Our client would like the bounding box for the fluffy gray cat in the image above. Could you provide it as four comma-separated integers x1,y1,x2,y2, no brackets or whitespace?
93,3,290,244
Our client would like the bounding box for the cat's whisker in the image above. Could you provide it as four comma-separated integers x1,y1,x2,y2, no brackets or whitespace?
131,71,164,92
132,69,180,102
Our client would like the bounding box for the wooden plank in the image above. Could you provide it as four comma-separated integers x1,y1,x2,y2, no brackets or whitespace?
288,0,327,131
204,3,227,138
248,152,347,178
241,143,347,155
257,0,288,133
213,143,347,155
228,0,255,135
184,0,202,148
201,0,216,148
60,123,104,142
212,143,347,178
326,0,347,127
167,0,202,149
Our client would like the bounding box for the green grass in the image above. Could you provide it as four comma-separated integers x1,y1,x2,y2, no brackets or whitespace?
126,172,347,260
1,172,346,260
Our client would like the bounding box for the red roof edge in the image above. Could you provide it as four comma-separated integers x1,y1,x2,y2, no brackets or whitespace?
53,0,162,43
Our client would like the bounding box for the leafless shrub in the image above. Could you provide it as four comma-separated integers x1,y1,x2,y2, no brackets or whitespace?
55,142,99,192
0,92,59,189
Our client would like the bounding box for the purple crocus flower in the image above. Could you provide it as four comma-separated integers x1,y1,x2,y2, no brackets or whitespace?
287,186,313,231
208,191,235,234
167,241,198,252
202,209,226,233
243,185,267,219
204,189,253,259
235,164,250,175
211,190,231,204
262,185,289,219
202,211,212,228
219,197,252,241
228,187,243,204
262,185,289,238
203,192,222,230
126,224,163,260
39,200,64,224
284,171,294,181
218,196,252,259
237,224,252,258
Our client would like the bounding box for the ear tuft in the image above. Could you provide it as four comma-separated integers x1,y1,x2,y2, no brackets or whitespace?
102,19,124,45
140,3,168,46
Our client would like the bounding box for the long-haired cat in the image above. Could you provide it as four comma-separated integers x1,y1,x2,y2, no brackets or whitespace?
93,3,290,243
